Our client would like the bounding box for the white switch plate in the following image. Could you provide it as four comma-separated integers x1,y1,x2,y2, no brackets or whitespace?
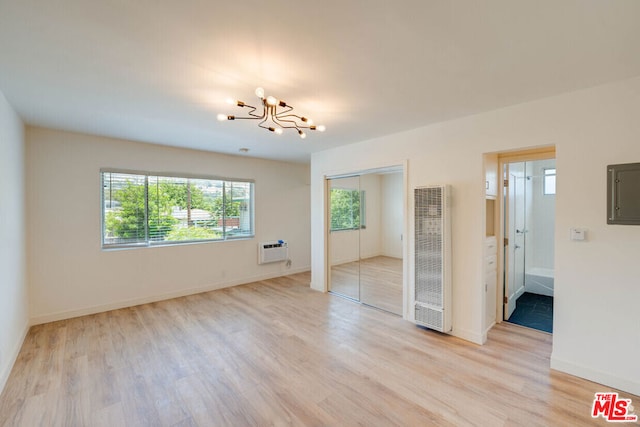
570,228,587,241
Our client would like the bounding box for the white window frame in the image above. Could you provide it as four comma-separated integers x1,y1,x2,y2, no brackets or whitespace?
101,169,254,249
543,168,556,195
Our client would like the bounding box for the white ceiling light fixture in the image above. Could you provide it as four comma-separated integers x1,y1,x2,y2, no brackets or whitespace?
217,87,326,139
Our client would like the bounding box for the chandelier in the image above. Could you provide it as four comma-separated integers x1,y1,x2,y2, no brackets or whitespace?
217,87,325,139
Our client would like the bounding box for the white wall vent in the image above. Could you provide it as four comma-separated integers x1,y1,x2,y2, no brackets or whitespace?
414,185,452,333
258,240,288,264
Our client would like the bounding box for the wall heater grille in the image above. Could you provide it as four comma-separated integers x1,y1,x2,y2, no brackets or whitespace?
414,185,452,333
258,240,288,264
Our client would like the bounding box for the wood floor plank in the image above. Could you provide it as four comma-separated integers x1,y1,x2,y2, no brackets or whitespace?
1,271,637,426
90,402,127,427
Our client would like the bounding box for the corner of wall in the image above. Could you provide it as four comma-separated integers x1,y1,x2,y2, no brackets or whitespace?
0,89,29,396
452,327,485,346
551,354,640,397
0,321,30,394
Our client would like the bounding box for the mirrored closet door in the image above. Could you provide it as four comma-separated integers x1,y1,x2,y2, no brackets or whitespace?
328,176,361,301
328,168,404,315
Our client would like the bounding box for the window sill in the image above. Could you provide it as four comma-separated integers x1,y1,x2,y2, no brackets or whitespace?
101,236,255,251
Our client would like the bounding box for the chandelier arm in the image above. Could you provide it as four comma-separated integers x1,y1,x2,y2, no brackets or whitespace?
230,104,264,120
272,117,302,130
246,104,263,119
275,113,305,120
274,104,294,115
274,114,312,129
257,116,271,129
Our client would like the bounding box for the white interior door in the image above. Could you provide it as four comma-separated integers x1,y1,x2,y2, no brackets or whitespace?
505,163,526,319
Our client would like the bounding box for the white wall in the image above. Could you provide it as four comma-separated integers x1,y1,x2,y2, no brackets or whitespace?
311,76,640,396
0,91,28,393
381,173,403,258
26,127,311,324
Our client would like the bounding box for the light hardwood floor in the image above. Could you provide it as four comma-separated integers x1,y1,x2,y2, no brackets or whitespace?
1,272,636,426
331,256,403,315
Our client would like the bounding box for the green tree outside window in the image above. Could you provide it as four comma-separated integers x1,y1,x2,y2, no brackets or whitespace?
330,188,365,231
102,172,253,247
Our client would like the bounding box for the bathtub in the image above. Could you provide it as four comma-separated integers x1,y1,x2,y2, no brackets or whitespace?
524,267,554,297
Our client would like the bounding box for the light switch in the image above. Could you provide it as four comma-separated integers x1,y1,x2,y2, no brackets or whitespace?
570,228,587,241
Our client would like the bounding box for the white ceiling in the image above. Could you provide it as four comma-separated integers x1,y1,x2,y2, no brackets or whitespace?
1,1,640,163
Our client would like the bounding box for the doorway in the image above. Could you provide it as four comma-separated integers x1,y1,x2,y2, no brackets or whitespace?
327,168,404,315
504,159,555,333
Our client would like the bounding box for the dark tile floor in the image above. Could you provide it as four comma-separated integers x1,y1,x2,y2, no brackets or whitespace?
507,292,553,333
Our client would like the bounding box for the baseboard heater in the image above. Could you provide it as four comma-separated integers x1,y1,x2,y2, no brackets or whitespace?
414,185,452,333
258,240,288,264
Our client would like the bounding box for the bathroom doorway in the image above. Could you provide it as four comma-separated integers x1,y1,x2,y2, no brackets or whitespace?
504,159,555,333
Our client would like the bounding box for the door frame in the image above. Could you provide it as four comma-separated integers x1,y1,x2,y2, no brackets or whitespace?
495,147,556,324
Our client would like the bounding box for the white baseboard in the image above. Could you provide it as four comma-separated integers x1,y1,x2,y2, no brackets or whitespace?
310,280,325,292
551,355,640,397
481,321,496,344
381,252,403,259
360,251,384,260
331,256,360,266
0,320,30,395
452,327,485,345
30,267,310,325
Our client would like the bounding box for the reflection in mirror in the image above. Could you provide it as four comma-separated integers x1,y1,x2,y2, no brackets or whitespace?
328,168,404,316
329,176,360,300
358,171,403,315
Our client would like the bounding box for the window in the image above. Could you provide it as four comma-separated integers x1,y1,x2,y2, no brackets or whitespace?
543,168,556,195
330,188,365,231
102,171,254,248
